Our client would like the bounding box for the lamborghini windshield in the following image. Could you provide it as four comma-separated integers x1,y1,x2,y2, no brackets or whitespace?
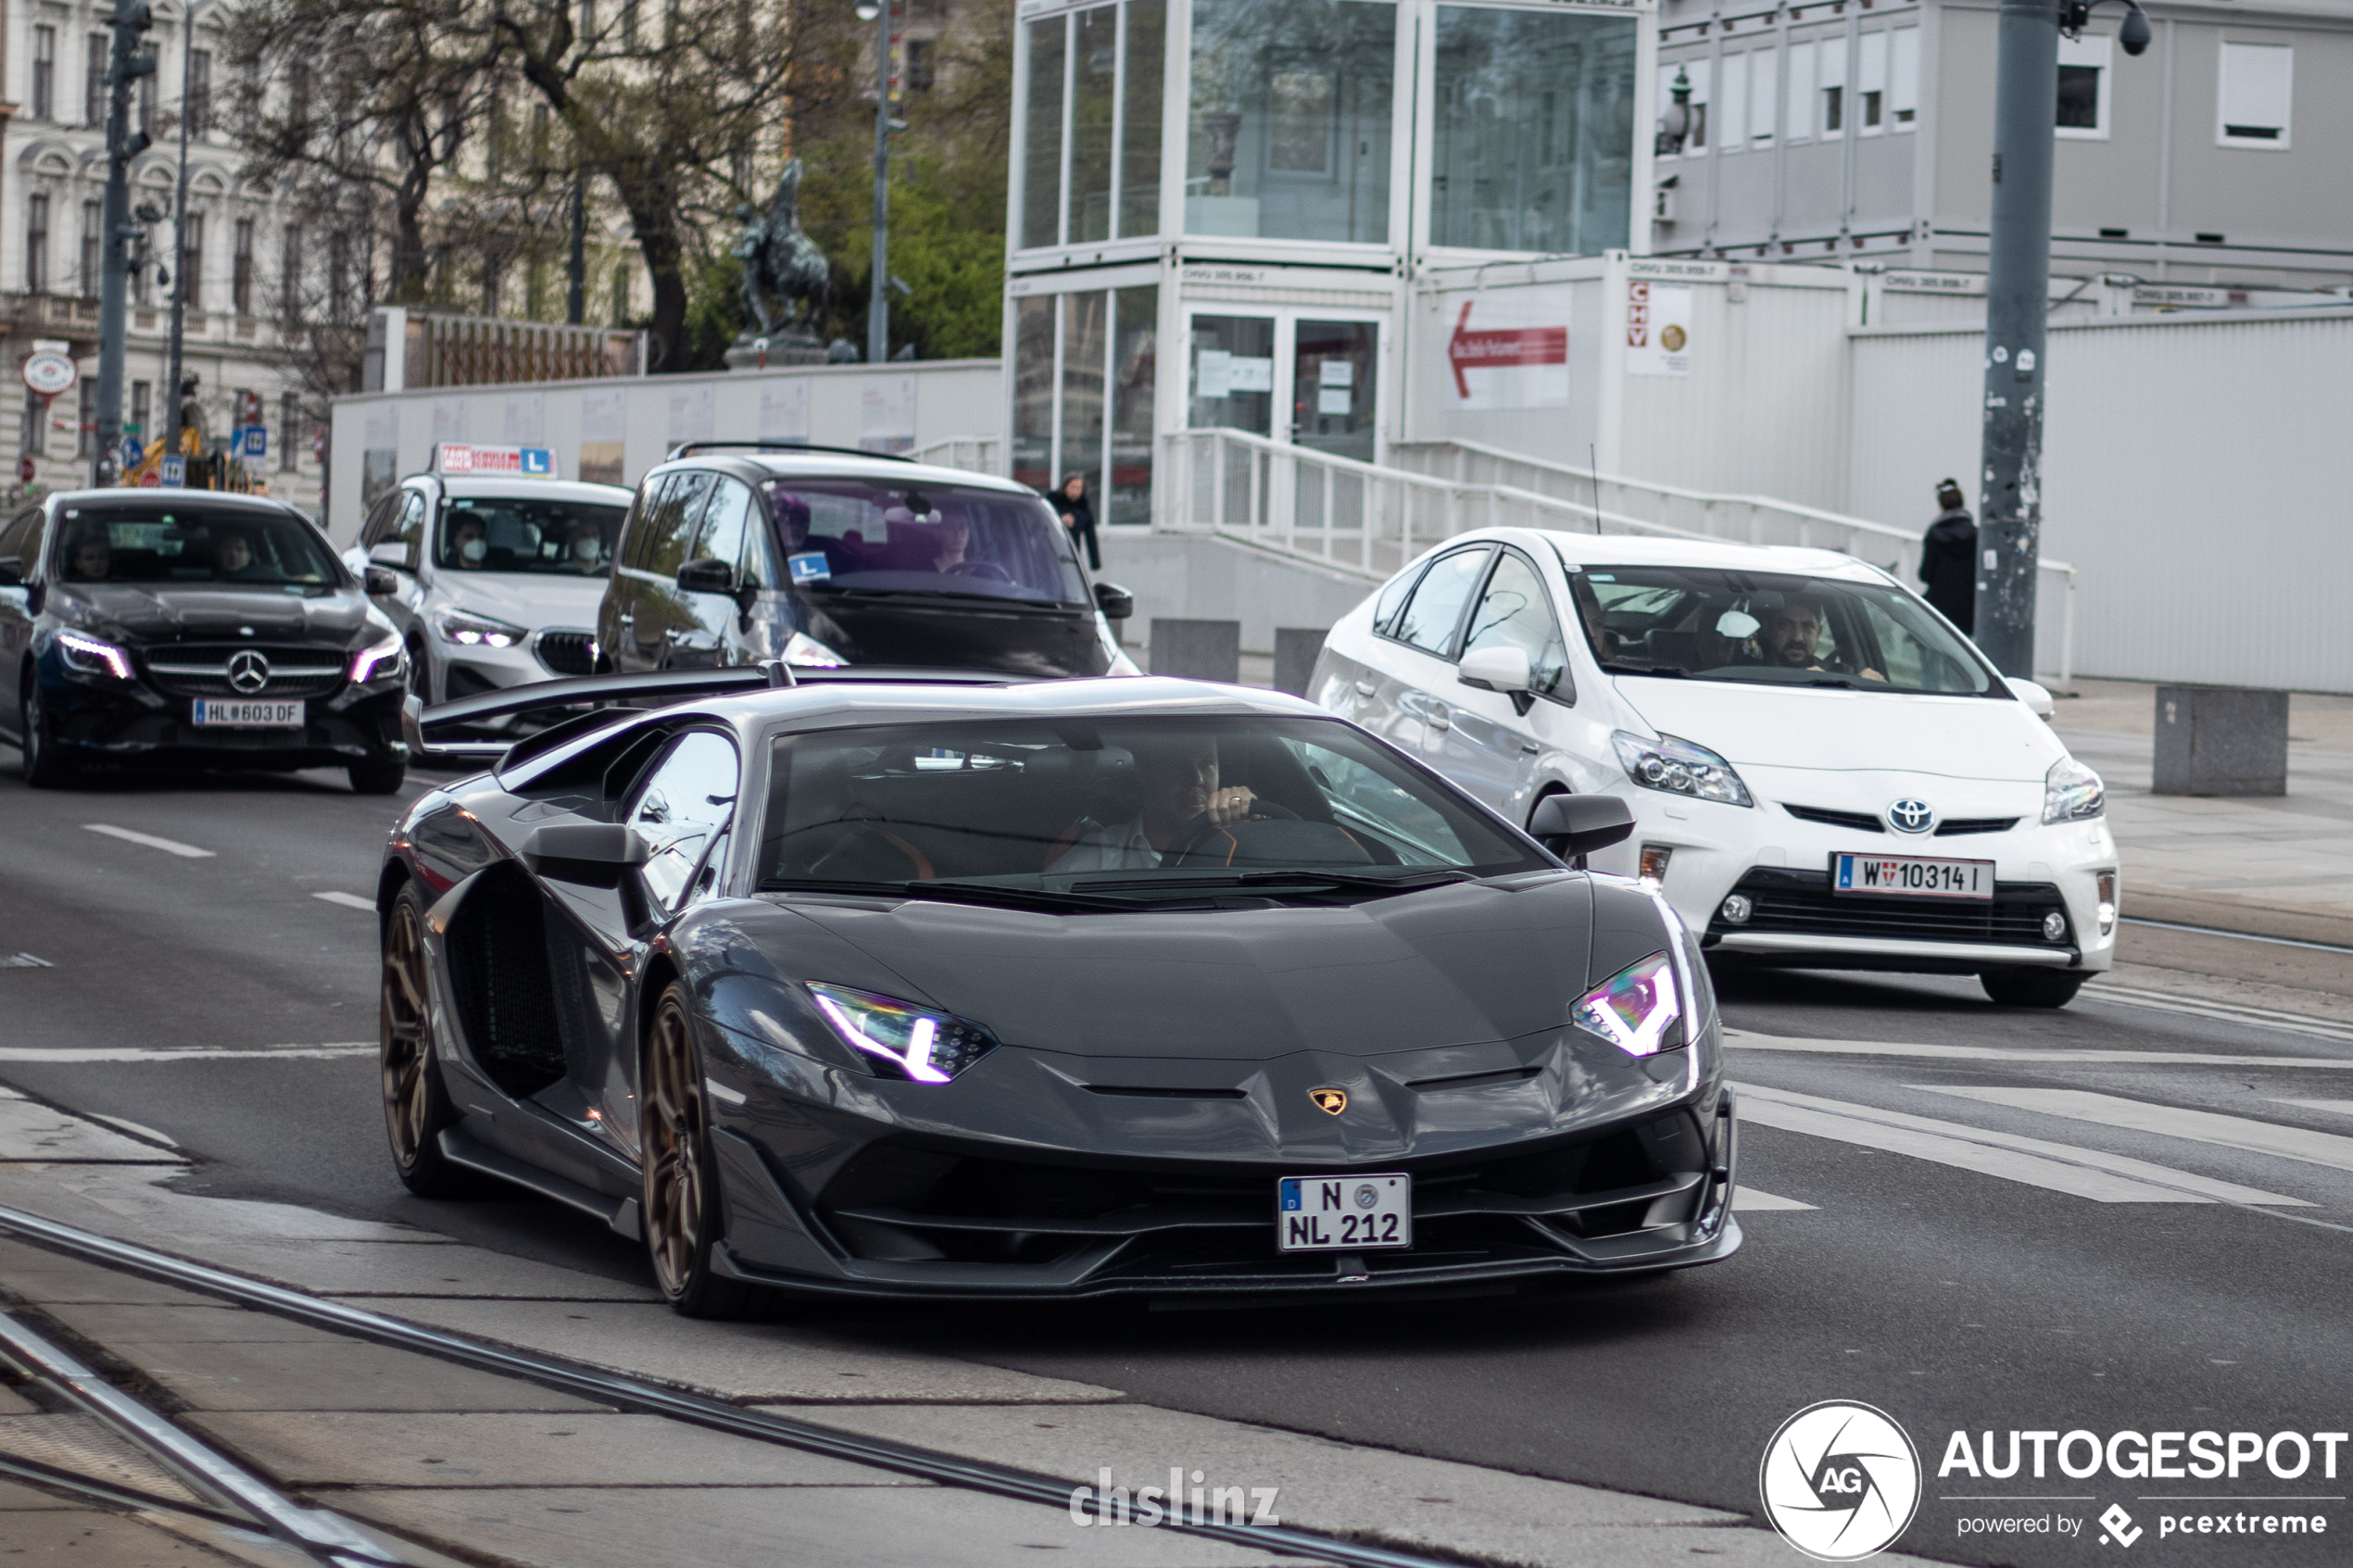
1569,565,1996,696
760,716,1549,897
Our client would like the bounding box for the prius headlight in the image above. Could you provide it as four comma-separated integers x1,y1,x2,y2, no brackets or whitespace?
1612,732,1753,808
806,983,998,1083
1573,951,1687,1058
2042,754,2106,824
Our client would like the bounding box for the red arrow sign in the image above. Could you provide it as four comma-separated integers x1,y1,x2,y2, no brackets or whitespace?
1449,301,1568,399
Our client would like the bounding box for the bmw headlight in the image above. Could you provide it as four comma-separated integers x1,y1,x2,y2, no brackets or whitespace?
348,628,405,684
1612,731,1753,808
1573,951,1686,1058
806,983,997,1083
432,607,526,648
56,629,134,681
2042,754,2105,824
783,631,849,668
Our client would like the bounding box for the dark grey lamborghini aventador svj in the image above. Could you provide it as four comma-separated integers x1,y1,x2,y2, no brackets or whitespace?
378,671,1740,1315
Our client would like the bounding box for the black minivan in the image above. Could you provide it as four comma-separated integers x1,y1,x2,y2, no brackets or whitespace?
596,446,1134,678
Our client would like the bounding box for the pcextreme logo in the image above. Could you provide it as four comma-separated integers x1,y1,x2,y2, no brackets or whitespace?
1760,1401,1924,1562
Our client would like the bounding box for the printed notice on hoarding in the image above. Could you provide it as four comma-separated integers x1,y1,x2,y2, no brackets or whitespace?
1444,291,1570,410
1626,281,1693,377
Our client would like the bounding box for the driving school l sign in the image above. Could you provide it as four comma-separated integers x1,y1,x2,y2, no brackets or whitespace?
1444,291,1568,410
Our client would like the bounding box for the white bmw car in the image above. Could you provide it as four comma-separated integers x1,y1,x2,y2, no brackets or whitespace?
1311,531,2118,1007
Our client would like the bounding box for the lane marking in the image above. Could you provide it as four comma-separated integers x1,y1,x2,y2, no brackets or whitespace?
0,1045,374,1063
2277,1098,2353,1119
82,823,215,859
311,892,376,911
0,953,50,969
1725,1029,2353,1071
1923,1085,2353,1177
1731,1186,1816,1211
1734,1083,2311,1205
2082,985,2353,1045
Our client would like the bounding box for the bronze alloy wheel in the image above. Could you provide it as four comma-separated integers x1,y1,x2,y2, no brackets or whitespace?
641,984,755,1317
379,884,471,1197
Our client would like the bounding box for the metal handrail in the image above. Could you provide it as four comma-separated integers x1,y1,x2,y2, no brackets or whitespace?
910,434,1002,475
1159,429,2078,684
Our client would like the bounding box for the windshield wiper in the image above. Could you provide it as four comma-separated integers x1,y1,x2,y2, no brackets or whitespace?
1073,868,1477,897
761,877,1154,913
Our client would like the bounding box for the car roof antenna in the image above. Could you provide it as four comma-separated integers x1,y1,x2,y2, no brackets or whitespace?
761,659,798,688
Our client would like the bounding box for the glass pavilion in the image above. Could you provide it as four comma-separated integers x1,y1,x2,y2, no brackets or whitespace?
1004,0,1654,521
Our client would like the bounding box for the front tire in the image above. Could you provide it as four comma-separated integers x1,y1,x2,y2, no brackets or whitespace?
19,677,75,788
381,883,474,1197
1980,967,2090,1009
642,983,756,1319
349,758,407,795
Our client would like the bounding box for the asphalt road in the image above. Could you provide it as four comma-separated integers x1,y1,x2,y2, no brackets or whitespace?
3,759,2349,1568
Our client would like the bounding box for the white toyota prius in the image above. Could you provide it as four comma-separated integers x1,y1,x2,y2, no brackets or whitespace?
1311,530,2118,1007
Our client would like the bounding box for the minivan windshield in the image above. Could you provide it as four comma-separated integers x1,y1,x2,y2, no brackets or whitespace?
758,479,1088,606
761,716,1549,900
1568,565,1996,696
438,495,627,576
57,506,342,589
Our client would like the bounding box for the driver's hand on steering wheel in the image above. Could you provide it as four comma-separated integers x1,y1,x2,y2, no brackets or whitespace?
1204,785,1256,824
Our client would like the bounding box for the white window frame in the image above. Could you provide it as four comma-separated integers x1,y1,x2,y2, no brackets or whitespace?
2217,41,2292,151
1746,45,1778,146
1718,49,1747,153
1818,34,1846,136
1856,30,1886,137
2055,32,2111,142
1784,40,1814,142
1890,25,1919,132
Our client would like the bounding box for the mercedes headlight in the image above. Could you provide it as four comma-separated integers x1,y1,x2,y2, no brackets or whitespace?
1573,951,1686,1058
348,628,405,684
806,983,997,1083
56,629,134,681
1612,731,1753,808
432,607,526,648
784,631,849,668
2042,754,2105,824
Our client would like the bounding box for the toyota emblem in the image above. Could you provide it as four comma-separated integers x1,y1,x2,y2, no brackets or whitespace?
1885,798,1935,834
226,650,271,694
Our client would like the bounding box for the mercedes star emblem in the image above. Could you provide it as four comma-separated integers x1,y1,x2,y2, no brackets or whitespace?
226,650,271,694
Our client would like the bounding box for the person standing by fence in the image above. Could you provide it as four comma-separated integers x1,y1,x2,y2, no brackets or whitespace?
1919,478,1977,634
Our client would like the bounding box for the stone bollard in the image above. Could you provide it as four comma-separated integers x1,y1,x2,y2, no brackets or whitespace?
1149,619,1241,684
2153,685,2288,797
1273,628,1327,698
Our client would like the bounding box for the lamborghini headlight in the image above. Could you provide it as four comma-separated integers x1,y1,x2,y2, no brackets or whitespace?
1572,951,1686,1058
806,983,998,1083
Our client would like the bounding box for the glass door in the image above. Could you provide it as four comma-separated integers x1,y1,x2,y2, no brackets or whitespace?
1289,317,1378,533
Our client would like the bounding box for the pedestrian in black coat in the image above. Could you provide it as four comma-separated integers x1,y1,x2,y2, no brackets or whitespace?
1052,473,1101,571
1919,478,1977,634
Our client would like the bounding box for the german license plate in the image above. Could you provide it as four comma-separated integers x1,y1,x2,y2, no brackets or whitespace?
192,699,305,728
1831,851,1994,900
1277,1173,1412,1252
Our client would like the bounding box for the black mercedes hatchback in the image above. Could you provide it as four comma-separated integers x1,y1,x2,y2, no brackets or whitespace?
598,446,1135,679
0,491,411,792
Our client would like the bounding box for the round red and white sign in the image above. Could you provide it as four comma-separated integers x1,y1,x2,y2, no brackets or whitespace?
21,352,76,397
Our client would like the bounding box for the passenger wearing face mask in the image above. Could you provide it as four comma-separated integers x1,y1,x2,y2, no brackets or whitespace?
448,517,489,570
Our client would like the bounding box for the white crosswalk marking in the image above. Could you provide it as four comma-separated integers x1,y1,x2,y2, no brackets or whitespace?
1731,1186,1816,1212
2276,1099,2353,1120
82,822,215,859
311,892,376,911
1922,1086,2353,1177
1734,1083,2312,1206
1726,1028,2353,1071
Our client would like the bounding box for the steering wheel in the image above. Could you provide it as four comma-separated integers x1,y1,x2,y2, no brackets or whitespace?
947,560,1014,583
1160,800,1300,865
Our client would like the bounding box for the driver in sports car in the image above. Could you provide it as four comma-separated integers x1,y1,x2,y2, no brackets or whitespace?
1048,736,1257,872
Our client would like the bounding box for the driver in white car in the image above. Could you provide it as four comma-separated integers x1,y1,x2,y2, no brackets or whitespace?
1048,737,1255,872
1759,596,1884,683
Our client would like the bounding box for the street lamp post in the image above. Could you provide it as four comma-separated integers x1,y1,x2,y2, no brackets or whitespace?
856,0,893,364
1973,0,2149,675
94,0,157,487
163,0,219,482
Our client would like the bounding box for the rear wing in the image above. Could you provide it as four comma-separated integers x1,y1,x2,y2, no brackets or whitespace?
401,664,1034,770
